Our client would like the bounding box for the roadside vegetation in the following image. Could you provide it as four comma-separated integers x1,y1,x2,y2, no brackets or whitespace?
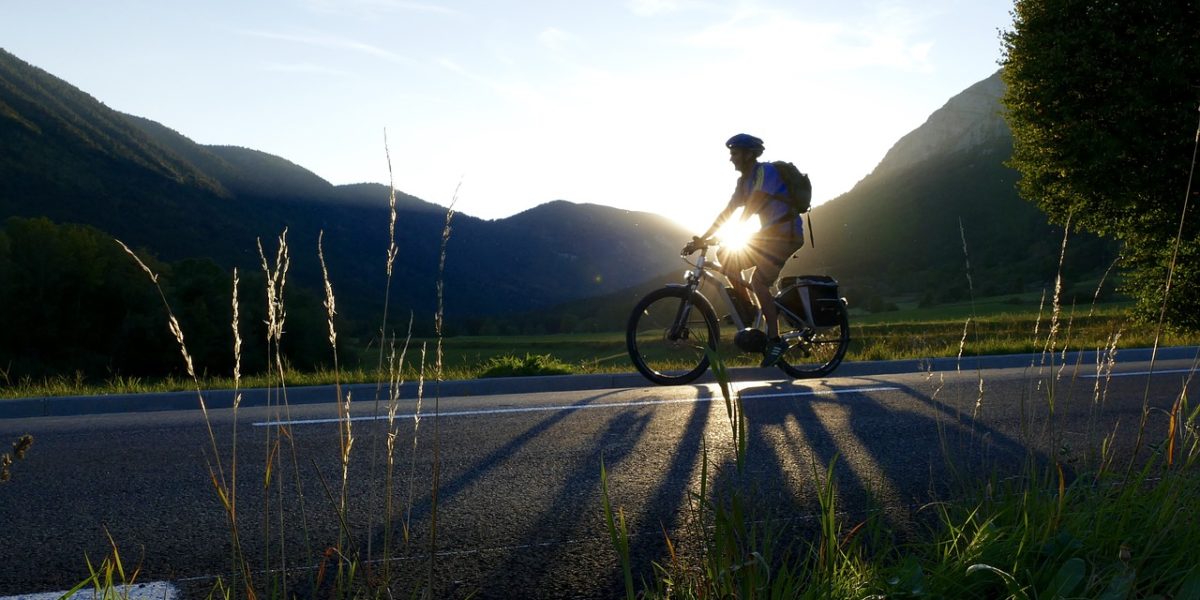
0,277,1195,402
2,300,1197,400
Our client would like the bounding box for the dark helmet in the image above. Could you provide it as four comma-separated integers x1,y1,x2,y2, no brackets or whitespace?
725,133,764,150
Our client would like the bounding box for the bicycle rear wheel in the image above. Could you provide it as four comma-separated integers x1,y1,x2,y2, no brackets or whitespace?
776,300,849,378
626,287,720,385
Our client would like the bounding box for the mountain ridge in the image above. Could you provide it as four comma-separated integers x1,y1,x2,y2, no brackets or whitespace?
0,47,692,332
781,69,1115,306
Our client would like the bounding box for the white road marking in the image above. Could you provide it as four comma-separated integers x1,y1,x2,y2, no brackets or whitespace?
1082,368,1197,379
251,385,901,427
0,581,178,600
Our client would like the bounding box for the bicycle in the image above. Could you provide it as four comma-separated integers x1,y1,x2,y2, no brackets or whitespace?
626,237,850,385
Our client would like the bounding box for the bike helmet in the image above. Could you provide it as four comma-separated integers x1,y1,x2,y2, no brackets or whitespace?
725,133,764,150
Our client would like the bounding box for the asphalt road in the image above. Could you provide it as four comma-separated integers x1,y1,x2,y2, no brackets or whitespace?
1,351,1196,599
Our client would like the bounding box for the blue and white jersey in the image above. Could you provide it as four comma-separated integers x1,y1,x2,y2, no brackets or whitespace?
734,162,803,240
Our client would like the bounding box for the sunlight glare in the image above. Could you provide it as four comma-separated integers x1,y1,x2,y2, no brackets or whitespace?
716,214,760,251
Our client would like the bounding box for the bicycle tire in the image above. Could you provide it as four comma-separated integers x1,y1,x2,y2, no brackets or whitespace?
626,287,720,385
776,299,850,379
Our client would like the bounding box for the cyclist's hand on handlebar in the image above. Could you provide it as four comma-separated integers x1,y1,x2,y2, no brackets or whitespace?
681,235,704,255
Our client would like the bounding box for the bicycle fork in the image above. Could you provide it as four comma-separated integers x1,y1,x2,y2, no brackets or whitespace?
667,286,698,341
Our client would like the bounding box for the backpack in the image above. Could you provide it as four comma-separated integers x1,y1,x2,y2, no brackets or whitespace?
770,161,812,216
769,161,815,246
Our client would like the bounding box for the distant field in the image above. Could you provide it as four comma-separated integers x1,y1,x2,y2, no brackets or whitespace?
3,298,1197,399
412,299,1192,374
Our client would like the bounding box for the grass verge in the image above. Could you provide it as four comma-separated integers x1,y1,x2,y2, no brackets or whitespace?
3,304,1198,400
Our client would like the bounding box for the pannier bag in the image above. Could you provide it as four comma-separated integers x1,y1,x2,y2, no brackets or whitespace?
778,275,841,327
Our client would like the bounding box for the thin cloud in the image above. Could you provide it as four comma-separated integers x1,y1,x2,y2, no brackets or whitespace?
627,0,712,17
437,57,550,107
258,62,353,77
537,27,575,54
239,29,416,65
304,0,460,17
682,7,935,72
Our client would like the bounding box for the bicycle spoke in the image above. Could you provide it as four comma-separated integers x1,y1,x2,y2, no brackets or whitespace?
626,288,718,385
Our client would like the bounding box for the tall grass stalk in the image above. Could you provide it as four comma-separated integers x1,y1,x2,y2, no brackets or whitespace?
380,321,414,583
426,191,457,597
706,347,747,470
367,130,403,576
256,229,318,596
957,217,985,421
226,268,253,595
116,239,254,596
318,230,360,593
1130,106,1200,474
600,457,635,600
404,341,428,547
1039,215,1071,431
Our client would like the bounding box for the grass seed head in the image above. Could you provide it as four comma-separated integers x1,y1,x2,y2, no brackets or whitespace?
13,435,32,459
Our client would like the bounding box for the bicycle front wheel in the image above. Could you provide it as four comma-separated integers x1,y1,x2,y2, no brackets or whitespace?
626,287,720,385
776,300,850,379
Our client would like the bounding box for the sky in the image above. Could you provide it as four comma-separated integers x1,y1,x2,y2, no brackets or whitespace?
1,0,1014,232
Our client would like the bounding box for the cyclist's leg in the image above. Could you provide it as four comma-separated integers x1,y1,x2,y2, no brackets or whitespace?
717,247,757,306
744,237,799,338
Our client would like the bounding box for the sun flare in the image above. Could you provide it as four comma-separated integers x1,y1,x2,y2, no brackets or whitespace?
716,216,760,251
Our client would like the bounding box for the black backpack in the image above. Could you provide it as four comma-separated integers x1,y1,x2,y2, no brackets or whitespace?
770,161,812,216
769,161,815,246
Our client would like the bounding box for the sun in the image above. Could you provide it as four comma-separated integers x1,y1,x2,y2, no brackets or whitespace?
715,215,759,251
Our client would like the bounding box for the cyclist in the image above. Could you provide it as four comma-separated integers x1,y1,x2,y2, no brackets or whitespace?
685,133,805,367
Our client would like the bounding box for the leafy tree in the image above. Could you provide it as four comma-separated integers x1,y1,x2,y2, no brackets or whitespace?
0,217,172,378
0,217,339,384
1001,0,1200,329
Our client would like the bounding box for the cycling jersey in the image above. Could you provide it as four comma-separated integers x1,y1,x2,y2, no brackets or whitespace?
733,163,804,240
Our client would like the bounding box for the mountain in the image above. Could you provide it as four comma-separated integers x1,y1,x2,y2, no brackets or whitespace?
0,48,692,334
866,74,1009,181
780,70,1116,306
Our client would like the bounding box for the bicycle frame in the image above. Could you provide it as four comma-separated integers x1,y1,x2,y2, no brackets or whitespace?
675,244,816,342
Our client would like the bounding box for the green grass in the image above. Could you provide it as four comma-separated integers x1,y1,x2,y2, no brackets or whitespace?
630,460,1200,598
3,301,1198,400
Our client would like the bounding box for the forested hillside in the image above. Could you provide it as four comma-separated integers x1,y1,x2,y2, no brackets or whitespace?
783,71,1117,309
0,49,690,322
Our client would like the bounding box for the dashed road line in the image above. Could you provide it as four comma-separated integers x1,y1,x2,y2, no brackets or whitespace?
1082,368,1197,379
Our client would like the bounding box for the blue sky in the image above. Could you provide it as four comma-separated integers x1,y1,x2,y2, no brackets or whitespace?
2,0,1014,230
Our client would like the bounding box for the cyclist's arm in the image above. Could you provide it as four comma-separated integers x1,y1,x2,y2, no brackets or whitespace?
700,196,742,240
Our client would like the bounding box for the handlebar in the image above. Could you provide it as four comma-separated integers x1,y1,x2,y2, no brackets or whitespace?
681,236,721,256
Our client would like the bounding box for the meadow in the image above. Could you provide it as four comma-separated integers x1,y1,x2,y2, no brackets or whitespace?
3,296,1196,400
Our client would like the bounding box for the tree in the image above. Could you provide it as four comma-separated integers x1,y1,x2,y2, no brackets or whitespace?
0,217,173,378
1001,0,1200,329
0,217,337,383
